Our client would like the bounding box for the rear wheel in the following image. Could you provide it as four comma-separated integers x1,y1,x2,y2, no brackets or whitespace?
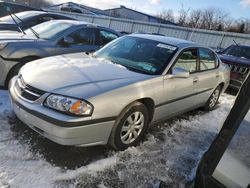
109,102,149,150
204,85,222,111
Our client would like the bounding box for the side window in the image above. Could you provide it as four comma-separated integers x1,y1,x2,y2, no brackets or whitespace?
173,49,198,73
41,16,54,22
199,48,217,71
99,30,119,46
67,28,95,45
36,16,53,25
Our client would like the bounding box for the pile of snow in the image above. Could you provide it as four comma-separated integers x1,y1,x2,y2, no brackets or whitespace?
0,90,235,188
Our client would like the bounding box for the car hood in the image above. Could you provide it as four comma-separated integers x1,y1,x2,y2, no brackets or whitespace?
219,54,250,68
0,22,18,30
0,32,36,42
21,53,153,99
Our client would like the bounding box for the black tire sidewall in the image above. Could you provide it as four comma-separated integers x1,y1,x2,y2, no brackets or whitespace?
205,85,222,111
111,103,149,150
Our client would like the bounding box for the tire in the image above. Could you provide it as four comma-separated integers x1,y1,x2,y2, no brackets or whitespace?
109,101,149,150
204,85,222,111
4,57,39,88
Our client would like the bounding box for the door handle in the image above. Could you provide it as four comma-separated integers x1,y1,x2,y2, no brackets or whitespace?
193,77,199,83
216,73,220,78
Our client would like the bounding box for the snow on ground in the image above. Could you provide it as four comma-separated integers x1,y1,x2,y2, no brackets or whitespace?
0,90,235,188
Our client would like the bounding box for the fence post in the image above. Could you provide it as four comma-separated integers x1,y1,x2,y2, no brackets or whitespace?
218,33,226,48
131,22,135,33
108,17,112,28
157,24,161,34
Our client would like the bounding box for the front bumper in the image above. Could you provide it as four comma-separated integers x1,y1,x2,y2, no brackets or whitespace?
9,77,115,147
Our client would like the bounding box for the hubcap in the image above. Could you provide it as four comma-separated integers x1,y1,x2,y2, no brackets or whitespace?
120,112,145,144
209,89,220,108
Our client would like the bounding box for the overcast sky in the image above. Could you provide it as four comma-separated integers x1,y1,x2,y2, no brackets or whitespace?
50,0,250,19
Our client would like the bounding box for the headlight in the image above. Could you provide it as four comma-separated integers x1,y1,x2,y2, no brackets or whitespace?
44,94,93,116
0,43,7,50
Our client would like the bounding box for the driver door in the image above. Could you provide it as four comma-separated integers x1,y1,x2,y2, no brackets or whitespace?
158,48,200,118
55,27,99,55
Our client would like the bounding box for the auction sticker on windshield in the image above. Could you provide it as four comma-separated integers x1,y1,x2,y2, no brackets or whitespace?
157,43,177,51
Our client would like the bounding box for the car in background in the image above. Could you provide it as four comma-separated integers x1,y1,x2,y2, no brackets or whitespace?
9,34,230,150
0,20,121,87
0,1,39,17
193,72,250,188
0,10,75,32
217,44,250,90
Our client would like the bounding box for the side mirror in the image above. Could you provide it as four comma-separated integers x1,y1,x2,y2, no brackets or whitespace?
59,36,74,46
215,49,221,54
172,67,190,78
63,36,74,44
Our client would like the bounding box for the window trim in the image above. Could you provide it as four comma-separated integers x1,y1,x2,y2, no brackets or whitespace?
198,47,219,72
167,47,220,75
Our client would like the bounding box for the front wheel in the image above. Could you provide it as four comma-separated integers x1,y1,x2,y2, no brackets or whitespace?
108,102,149,150
204,85,222,111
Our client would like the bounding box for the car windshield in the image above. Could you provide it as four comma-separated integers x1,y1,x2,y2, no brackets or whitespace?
0,11,41,24
94,36,178,75
222,45,250,60
24,21,73,40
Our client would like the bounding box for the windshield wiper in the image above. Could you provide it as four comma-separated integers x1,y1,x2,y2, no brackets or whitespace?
5,5,40,39
7,12,26,35
125,65,153,75
11,13,40,39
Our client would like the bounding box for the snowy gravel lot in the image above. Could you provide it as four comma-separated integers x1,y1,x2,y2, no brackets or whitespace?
0,89,235,188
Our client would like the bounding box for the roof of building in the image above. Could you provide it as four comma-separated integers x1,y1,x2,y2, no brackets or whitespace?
48,2,109,16
104,6,175,25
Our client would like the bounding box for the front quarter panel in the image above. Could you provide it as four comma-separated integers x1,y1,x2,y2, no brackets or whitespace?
88,76,164,120
1,41,55,59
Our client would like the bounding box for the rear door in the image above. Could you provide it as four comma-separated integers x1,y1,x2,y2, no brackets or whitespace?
194,48,220,104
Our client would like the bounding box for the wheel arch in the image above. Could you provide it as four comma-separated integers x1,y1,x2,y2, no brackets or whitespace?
4,56,41,87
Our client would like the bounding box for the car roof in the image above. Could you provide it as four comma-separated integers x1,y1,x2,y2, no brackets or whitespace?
15,10,46,15
45,19,99,27
130,34,202,49
15,10,73,17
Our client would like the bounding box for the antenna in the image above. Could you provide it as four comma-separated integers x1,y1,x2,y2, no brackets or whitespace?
233,39,239,46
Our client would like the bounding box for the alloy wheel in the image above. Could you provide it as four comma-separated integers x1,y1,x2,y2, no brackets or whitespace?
120,111,145,144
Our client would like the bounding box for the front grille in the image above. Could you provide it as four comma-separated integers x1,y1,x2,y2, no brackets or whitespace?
228,64,249,75
15,76,45,101
227,64,249,83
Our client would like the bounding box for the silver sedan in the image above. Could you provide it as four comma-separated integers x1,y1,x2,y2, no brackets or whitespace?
9,34,230,150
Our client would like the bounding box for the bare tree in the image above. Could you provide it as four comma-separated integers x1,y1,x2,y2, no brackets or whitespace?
157,9,175,23
188,9,202,28
177,5,190,26
235,18,250,33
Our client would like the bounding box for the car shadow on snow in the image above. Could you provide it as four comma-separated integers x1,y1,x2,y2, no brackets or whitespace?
9,118,110,170
8,106,213,171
